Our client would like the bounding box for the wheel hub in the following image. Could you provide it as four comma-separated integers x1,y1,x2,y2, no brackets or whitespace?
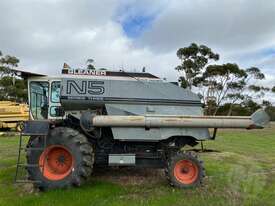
181,167,189,174
57,155,66,164
39,145,74,181
174,159,199,185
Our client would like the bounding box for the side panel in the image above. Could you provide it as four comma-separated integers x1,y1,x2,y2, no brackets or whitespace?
106,104,211,141
60,78,202,110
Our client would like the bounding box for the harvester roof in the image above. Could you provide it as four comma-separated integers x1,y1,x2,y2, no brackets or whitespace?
11,67,161,82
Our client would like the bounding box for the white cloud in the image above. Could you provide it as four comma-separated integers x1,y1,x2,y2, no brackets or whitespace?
0,0,274,88
139,0,275,54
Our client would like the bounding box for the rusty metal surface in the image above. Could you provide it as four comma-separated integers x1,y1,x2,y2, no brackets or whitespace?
92,109,269,129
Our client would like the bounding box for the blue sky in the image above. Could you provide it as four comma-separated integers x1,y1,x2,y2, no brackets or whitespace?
121,14,155,38
261,48,275,57
115,1,165,38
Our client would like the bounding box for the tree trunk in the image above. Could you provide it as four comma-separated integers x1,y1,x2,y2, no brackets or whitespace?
227,104,233,116
213,107,219,116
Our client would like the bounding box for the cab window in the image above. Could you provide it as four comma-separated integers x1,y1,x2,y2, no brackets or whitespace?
30,81,49,120
51,81,61,103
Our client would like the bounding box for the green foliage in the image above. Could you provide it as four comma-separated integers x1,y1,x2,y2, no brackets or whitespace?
175,44,269,115
217,100,261,116
204,63,246,79
248,85,270,92
262,100,272,107
176,43,219,89
86,58,95,70
0,52,19,75
246,67,265,80
196,63,248,115
0,77,27,101
178,76,189,89
272,86,275,93
0,50,27,102
266,106,275,121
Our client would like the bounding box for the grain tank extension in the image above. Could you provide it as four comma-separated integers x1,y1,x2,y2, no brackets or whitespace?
15,68,270,190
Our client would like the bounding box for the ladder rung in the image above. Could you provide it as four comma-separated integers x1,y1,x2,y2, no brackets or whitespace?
20,148,45,151
17,164,42,168
21,133,48,136
15,132,48,184
15,180,41,184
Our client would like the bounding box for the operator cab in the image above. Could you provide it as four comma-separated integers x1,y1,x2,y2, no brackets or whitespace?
28,78,62,120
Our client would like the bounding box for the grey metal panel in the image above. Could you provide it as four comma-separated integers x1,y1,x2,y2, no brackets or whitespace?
107,80,199,101
111,127,161,141
159,128,210,140
105,104,210,141
108,154,135,166
110,127,209,141
23,120,49,136
105,104,203,116
60,78,201,110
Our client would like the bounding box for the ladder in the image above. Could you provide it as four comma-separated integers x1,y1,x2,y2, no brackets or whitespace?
14,120,49,183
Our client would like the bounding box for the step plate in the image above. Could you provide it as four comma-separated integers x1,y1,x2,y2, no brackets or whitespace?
108,154,135,166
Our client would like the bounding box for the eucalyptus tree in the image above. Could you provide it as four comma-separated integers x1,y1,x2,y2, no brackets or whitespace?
175,44,267,115
175,43,219,90
86,58,96,70
193,63,247,115
0,51,27,102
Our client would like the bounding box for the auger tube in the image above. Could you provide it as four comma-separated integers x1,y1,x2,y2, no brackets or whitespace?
89,109,269,129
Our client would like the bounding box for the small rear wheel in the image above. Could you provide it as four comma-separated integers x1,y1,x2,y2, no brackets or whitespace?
166,151,205,189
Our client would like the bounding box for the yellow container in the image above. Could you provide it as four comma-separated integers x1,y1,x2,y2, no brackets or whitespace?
0,101,29,131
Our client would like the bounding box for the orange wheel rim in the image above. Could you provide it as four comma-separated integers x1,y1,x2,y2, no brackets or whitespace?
173,159,199,185
39,145,74,181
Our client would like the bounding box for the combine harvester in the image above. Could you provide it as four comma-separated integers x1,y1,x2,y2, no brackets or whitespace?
13,66,269,190
0,101,29,132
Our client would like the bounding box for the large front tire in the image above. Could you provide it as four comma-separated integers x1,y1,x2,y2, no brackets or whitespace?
26,127,94,190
